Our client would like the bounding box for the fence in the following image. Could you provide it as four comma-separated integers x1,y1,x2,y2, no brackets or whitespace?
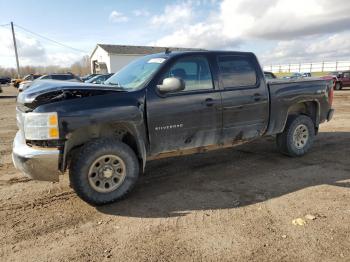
263,61,350,73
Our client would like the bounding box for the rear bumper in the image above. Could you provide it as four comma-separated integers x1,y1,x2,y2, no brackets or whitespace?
12,131,61,182
327,108,335,121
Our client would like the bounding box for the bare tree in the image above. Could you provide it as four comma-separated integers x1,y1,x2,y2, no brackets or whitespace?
70,55,90,76
0,56,91,78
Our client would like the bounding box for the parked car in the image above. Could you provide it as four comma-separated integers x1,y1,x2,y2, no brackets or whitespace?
13,51,334,205
0,76,11,84
82,74,100,82
302,72,312,77
19,73,82,92
40,73,82,82
264,71,277,80
333,70,350,90
86,73,114,84
13,74,42,88
283,72,312,80
319,75,336,90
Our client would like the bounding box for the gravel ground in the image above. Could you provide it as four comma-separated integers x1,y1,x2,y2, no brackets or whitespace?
0,84,349,262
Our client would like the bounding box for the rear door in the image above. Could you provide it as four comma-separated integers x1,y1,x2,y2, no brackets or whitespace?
216,54,269,144
146,55,222,155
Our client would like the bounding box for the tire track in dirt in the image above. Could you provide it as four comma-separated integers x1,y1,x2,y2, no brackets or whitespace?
0,176,32,186
0,191,76,213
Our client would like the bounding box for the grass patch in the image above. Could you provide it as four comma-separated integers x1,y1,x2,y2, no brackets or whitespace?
274,71,331,78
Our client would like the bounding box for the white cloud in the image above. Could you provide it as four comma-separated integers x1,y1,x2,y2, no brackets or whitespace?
153,22,242,49
152,0,350,63
46,52,83,66
261,33,350,64
151,2,193,28
0,27,85,67
17,36,46,59
133,9,150,17
0,28,46,59
109,10,129,23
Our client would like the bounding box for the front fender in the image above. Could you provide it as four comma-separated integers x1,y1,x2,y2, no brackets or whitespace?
35,90,148,172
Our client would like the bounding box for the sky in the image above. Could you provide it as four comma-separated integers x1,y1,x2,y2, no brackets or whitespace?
1,0,350,68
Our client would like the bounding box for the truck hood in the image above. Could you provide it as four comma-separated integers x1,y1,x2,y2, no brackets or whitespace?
17,80,124,110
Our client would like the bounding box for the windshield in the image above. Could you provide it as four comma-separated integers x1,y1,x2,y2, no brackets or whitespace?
105,55,166,90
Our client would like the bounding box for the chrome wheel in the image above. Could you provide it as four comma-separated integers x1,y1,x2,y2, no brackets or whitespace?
293,124,309,149
88,155,126,193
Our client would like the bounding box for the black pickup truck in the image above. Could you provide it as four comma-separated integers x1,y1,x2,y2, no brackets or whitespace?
13,51,334,205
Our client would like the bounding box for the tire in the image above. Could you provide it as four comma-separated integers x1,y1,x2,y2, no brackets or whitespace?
69,138,139,205
276,115,315,157
335,82,341,90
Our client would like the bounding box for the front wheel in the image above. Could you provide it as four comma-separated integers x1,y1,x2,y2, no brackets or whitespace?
69,138,139,205
276,115,315,157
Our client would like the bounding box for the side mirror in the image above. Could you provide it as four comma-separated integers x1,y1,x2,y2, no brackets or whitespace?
157,77,185,93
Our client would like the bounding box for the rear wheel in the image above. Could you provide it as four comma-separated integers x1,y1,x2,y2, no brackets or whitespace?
276,115,315,157
335,82,341,90
69,138,139,205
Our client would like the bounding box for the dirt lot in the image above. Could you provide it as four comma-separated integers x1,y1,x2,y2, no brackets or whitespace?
0,84,349,262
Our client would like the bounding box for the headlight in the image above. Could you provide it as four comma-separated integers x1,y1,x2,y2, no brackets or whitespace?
24,112,59,140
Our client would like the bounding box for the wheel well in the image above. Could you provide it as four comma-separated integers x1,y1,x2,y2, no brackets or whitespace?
121,132,139,160
287,101,319,127
64,124,144,172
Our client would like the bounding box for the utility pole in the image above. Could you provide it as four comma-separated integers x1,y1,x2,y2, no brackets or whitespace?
10,22,20,78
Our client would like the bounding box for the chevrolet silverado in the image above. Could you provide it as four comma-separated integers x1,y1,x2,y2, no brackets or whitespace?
13,51,334,205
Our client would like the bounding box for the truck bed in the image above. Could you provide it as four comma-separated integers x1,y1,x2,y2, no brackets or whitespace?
266,78,331,135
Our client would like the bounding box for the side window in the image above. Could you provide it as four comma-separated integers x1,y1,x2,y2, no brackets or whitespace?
343,72,350,78
51,75,61,80
162,56,213,91
65,75,74,80
53,75,70,80
218,56,257,88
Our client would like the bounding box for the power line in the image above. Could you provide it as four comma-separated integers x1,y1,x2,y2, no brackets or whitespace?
14,23,88,54
0,23,10,27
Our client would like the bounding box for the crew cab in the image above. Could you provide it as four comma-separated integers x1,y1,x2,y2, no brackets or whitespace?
13,51,334,205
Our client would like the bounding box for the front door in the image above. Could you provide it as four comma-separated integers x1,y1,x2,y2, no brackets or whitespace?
146,55,222,155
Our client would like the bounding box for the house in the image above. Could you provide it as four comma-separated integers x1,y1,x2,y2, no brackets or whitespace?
90,44,198,74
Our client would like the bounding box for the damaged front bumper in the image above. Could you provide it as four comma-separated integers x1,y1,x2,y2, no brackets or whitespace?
12,131,61,182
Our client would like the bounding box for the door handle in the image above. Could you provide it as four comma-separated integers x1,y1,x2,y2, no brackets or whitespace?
204,98,215,107
253,93,262,102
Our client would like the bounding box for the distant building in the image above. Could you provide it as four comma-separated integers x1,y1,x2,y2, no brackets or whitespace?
90,44,198,74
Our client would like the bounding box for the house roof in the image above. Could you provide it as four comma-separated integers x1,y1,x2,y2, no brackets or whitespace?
91,44,202,57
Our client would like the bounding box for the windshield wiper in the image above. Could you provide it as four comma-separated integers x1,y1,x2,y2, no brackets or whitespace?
104,81,128,91
105,81,120,86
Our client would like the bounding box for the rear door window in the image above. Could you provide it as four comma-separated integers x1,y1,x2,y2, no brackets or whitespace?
218,56,257,88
